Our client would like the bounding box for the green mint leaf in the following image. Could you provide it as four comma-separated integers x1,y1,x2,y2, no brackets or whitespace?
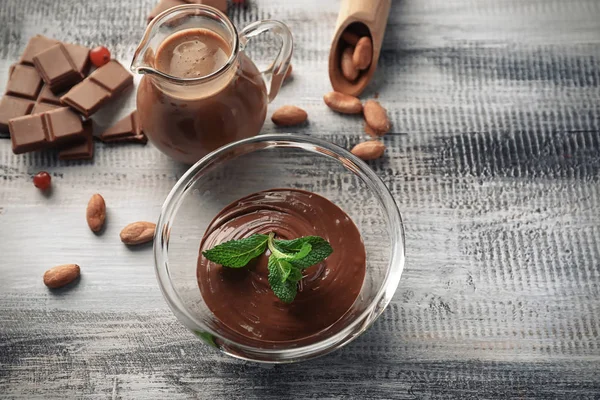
267,257,297,303
274,236,333,269
288,267,303,283
267,233,312,261
202,234,269,268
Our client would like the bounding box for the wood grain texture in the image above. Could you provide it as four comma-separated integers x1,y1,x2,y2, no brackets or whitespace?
1,0,600,398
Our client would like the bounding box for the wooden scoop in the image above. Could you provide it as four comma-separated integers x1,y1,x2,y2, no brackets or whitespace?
328,0,392,97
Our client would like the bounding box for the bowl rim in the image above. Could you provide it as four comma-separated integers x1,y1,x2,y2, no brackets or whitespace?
154,133,405,363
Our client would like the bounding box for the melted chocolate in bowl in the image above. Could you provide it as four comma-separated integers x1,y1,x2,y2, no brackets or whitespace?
197,189,367,344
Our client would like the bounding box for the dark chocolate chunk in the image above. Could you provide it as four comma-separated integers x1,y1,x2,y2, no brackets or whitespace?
0,96,35,132
20,35,59,65
33,43,81,93
5,64,43,99
61,60,133,117
9,108,84,154
59,121,94,160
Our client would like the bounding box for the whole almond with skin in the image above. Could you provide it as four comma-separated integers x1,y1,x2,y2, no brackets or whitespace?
364,123,382,138
353,36,373,70
341,31,360,46
341,47,359,81
323,91,363,114
43,264,80,289
120,221,156,245
271,105,308,126
351,141,386,161
86,193,106,232
363,100,391,135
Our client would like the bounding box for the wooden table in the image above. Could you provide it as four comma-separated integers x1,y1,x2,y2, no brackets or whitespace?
1,0,599,398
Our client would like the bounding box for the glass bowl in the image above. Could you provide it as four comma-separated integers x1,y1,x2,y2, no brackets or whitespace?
154,134,405,363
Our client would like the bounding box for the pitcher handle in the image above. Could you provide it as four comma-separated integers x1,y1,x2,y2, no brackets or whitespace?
240,20,293,103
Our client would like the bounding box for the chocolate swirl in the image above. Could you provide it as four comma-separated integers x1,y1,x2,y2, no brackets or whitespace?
197,189,366,343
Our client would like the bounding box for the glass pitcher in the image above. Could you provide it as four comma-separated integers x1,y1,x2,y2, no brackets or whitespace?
131,5,293,164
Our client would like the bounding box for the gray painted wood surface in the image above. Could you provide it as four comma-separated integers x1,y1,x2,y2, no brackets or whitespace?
1,0,600,398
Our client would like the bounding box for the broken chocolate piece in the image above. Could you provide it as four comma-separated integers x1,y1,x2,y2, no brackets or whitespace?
100,111,147,144
0,96,34,132
9,108,84,154
1,35,91,134
37,85,62,105
5,64,43,99
63,43,91,79
33,44,81,93
59,121,94,160
100,111,138,140
61,60,133,117
105,133,148,144
185,0,228,13
31,102,64,115
20,35,60,65
148,0,187,23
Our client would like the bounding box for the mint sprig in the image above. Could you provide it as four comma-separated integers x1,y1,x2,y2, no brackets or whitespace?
202,232,333,303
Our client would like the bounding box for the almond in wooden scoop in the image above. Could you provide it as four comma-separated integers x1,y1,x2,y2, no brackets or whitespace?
341,47,359,81
43,264,80,289
120,221,156,245
351,140,386,160
271,105,308,126
323,91,363,114
86,193,106,232
353,36,373,70
363,100,391,136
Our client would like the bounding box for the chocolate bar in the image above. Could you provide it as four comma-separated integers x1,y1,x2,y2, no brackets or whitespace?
33,44,83,93
61,60,133,118
0,36,90,134
99,111,147,144
59,121,94,160
9,107,85,154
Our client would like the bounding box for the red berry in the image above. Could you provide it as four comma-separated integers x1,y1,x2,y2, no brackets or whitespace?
33,171,51,191
90,46,111,68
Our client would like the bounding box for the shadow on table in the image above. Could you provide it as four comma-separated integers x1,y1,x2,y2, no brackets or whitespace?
240,306,400,398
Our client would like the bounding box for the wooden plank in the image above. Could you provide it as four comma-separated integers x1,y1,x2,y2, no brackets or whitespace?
0,0,599,398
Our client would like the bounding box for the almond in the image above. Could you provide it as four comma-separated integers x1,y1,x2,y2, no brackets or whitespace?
341,31,360,46
271,105,308,126
43,264,80,289
351,141,385,160
120,221,156,245
363,100,391,135
353,36,372,70
323,91,363,114
364,123,382,138
341,47,359,81
86,193,106,232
